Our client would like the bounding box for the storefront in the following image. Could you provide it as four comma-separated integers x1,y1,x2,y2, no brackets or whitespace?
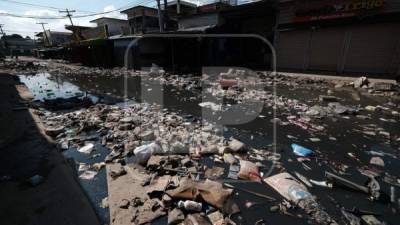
276,0,400,78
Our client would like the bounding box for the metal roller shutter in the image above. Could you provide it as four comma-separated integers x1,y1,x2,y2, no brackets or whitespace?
344,23,400,75
277,30,310,70
308,27,346,72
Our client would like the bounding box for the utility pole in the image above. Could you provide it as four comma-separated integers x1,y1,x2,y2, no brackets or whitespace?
59,9,76,27
36,22,50,47
164,0,168,31
0,24,5,36
177,0,181,14
0,24,6,52
59,9,80,42
156,0,164,33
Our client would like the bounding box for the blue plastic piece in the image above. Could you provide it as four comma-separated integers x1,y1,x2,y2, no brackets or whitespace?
291,144,314,157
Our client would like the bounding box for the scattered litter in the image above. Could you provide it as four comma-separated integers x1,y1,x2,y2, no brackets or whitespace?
166,178,233,210
226,138,246,153
291,144,314,157
309,179,332,188
370,157,385,167
319,95,338,102
45,126,65,137
27,174,44,186
205,167,225,179
78,143,94,154
237,160,261,183
178,200,202,212
326,171,380,200
353,76,369,88
265,172,337,225
79,170,98,180
78,163,90,172
207,210,224,225
309,138,321,142
119,199,130,209
294,172,313,188
13,60,399,225
168,208,185,225
109,166,127,179
134,142,159,165
341,208,360,225
227,164,240,180
361,215,385,225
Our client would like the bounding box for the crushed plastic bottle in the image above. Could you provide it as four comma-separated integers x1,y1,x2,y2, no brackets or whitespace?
291,144,314,157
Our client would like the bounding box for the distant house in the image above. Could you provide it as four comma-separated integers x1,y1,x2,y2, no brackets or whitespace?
120,6,161,34
65,25,94,42
90,17,130,37
0,34,36,56
163,0,198,18
35,31,72,47
177,1,276,36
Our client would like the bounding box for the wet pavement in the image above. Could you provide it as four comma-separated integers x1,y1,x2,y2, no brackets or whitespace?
18,71,400,225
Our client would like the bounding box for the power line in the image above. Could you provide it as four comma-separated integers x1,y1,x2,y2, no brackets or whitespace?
72,0,155,18
0,0,156,20
59,9,75,26
3,29,34,33
0,0,95,13
0,12,65,19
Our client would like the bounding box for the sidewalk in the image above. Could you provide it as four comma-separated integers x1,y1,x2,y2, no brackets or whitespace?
0,73,100,225
278,71,397,84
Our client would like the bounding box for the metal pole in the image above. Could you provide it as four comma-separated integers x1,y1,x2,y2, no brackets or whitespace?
0,24,8,55
177,0,181,14
59,9,79,42
0,24,5,35
37,22,50,47
156,0,164,33
59,9,76,27
163,0,168,30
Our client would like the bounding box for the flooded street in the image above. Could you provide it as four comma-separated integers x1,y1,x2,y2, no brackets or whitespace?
18,70,400,225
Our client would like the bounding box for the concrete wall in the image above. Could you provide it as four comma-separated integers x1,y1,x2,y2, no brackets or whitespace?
279,0,400,25
178,13,219,29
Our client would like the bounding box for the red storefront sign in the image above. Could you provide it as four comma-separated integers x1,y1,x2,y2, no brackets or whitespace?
294,0,385,23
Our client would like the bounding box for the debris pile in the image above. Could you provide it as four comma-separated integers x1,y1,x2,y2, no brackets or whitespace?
8,59,400,225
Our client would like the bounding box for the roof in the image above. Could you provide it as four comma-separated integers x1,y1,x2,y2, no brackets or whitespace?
164,0,197,8
65,25,93,31
35,32,44,37
177,25,216,32
35,30,72,37
89,17,128,23
181,0,275,17
120,5,158,14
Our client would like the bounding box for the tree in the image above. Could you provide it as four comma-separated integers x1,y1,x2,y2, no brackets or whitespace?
10,34,23,39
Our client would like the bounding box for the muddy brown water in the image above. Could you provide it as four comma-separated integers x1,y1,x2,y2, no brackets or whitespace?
19,73,400,225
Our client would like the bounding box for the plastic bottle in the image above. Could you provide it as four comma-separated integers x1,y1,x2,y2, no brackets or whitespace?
390,186,395,203
177,200,202,212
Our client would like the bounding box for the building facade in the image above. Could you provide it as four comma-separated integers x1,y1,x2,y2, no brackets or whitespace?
0,34,36,56
276,0,400,78
90,17,130,37
120,6,161,34
36,31,72,47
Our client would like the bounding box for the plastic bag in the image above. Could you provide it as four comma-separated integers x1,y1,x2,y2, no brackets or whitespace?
134,142,161,164
238,160,261,183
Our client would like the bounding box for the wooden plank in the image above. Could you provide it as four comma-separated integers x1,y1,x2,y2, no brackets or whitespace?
106,163,148,225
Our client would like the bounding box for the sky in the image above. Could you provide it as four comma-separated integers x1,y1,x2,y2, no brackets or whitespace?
0,0,238,38
0,0,160,38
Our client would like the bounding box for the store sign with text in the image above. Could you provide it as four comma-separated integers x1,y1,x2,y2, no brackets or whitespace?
294,0,385,22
